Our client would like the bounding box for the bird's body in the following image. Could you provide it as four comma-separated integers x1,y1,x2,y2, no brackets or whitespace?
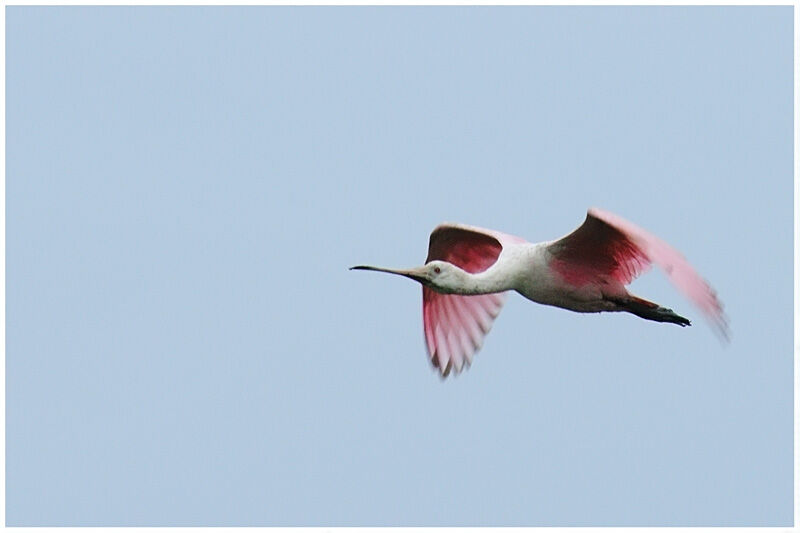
352,208,728,377
421,237,609,310
476,240,614,311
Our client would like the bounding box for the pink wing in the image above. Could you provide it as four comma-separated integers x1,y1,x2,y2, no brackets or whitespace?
422,223,524,376
549,208,728,338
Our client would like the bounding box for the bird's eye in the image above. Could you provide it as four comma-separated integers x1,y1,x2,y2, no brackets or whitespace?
434,266,441,274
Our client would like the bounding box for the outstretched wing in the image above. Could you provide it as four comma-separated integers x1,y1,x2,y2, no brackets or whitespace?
422,223,523,377
547,208,728,338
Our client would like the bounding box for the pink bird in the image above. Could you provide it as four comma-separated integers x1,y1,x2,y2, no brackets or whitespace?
352,208,728,377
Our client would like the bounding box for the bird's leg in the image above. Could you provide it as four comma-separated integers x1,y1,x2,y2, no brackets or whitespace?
607,295,692,327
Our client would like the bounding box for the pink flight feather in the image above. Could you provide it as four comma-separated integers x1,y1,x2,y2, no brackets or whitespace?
550,208,729,339
422,224,520,376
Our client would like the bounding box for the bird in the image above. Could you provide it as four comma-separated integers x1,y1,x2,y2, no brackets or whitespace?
351,208,728,377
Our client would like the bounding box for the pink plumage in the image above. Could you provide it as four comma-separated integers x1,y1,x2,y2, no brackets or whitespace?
582,208,729,339
422,289,505,376
422,224,524,376
548,211,651,286
351,209,728,378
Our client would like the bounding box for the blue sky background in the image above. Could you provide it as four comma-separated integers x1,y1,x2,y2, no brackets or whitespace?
7,6,793,526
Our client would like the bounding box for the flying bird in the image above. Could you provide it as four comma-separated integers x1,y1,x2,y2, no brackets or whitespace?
351,208,728,377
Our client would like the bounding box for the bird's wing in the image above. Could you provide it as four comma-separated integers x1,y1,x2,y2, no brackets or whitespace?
423,288,506,376
547,208,728,337
422,223,523,377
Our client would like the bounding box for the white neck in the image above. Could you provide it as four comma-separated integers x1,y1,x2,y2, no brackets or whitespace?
439,261,519,295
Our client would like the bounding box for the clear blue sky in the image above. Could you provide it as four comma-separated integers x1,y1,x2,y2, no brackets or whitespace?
7,6,792,526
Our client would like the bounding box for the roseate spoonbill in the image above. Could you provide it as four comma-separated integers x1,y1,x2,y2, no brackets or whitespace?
351,208,728,377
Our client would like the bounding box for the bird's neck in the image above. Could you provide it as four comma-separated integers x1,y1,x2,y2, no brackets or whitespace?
446,264,517,295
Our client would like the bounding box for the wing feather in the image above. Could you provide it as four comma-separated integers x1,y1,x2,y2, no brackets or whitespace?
548,208,728,338
423,289,510,376
589,208,728,338
421,223,522,376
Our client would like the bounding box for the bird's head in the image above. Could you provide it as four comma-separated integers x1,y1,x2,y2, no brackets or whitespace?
350,260,467,294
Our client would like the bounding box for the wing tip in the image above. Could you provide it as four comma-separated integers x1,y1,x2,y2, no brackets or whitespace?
434,355,453,378
709,313,731,344
430,348,476,379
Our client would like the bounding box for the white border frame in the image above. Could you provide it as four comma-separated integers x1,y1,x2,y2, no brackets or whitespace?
1,2,795,530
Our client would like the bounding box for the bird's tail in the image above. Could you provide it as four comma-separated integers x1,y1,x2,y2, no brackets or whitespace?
618,295,691,327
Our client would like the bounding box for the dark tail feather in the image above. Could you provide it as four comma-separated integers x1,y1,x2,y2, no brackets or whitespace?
618,295,691,327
